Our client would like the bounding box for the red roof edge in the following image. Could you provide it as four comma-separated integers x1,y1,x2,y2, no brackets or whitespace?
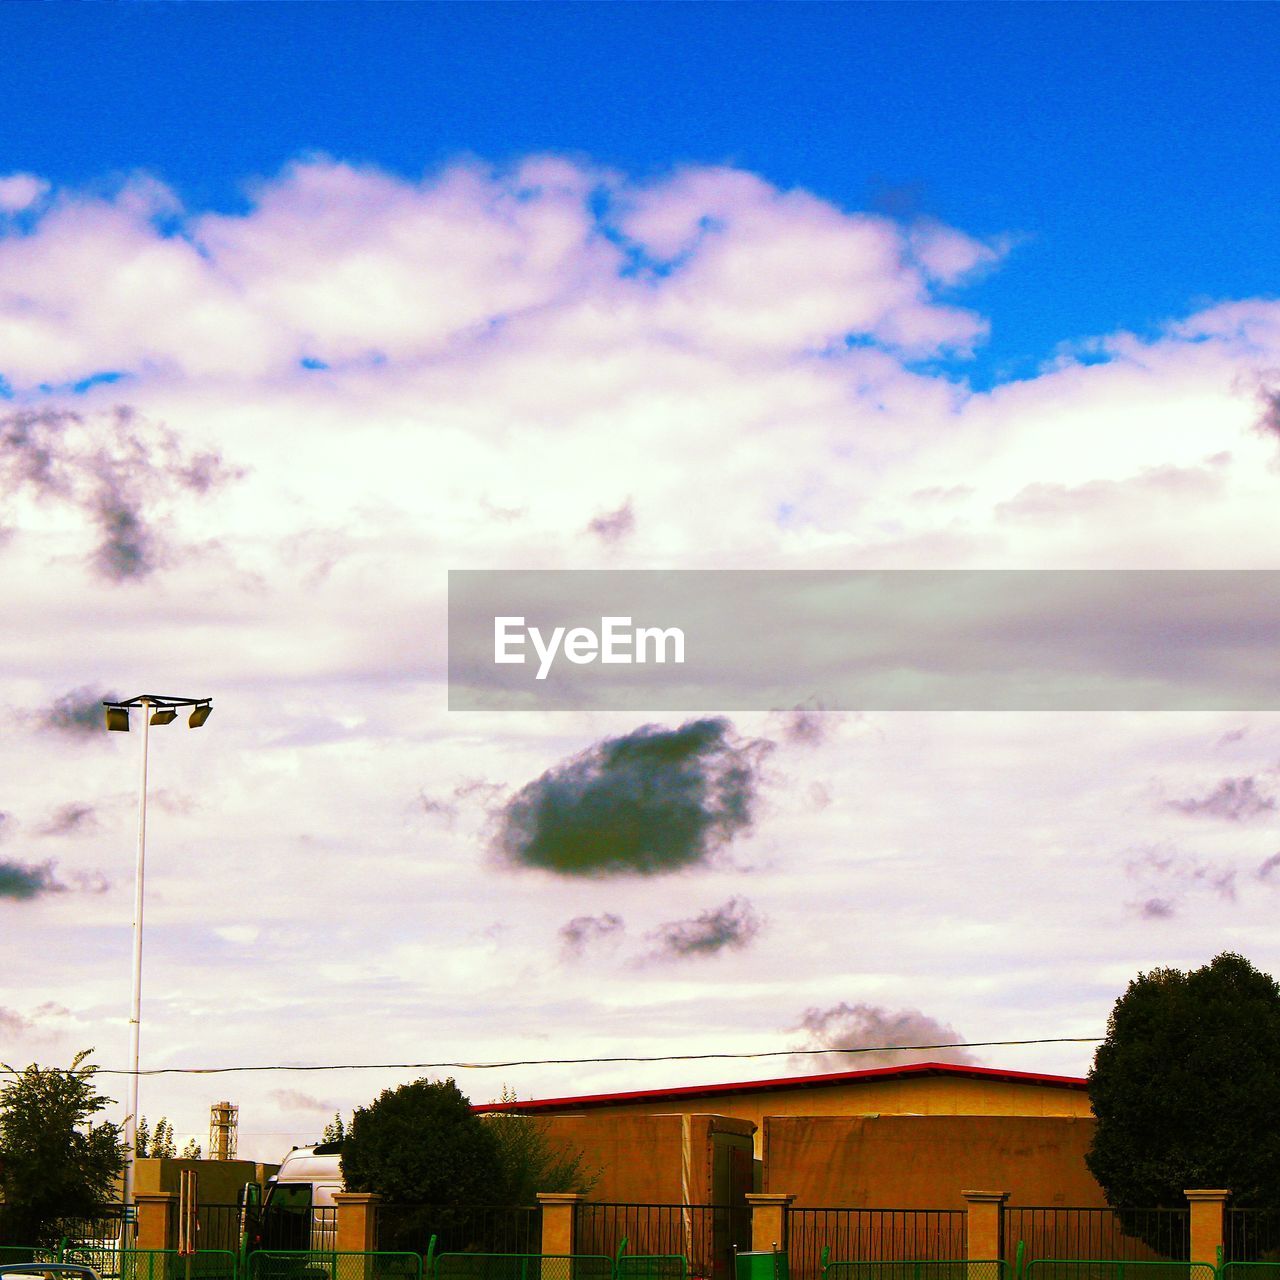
471,1060,1088,1114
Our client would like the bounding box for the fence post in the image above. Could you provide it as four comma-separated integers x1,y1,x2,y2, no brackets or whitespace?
135,1192,177,1252
745,1194,795,1254
962,1191,1009,1262
537,1192,586,1255
335,1192,381,1252
1185,1190,1229,1268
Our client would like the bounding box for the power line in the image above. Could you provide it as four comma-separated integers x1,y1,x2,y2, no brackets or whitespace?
0,1036,1101,1077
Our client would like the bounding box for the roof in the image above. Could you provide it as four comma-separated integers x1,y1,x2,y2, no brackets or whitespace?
471,1060,1088,1114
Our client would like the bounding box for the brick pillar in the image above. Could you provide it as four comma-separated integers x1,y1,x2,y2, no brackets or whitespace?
537,1193,585,1255
963,1191,1009,1261
746,1194,795,1254
1185,1190,1229,1268
135,1192,176,1252
335,1192,381,1254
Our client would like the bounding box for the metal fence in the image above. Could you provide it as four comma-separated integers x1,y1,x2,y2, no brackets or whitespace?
1223,1264,1280,1280
375,1205,541,1257
1022,1262,1215,1280
788,1210,968,1280
1225,1212,1280,1263
823,1263,1007,1280
1004,1211,1191,1264
198,1204,248,1255
247,1249,423,1280
575,1203,749,1280
435,1253,614,1280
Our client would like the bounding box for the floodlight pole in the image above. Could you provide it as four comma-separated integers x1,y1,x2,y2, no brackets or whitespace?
123,698,152,1220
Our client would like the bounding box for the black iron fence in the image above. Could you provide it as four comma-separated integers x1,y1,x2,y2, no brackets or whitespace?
1225,1210,1280,1263
787,1209,968,1280
197,1203,246,1254
0,1203,127,1250
1003,1210,1190,1264
375,1204,542,1256
575,1203,749,1280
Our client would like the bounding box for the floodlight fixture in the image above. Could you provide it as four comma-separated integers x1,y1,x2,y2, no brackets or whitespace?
188,702,212,728
149,708,178,726
105,706,131,732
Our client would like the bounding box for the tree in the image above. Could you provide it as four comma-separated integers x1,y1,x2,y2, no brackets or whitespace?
341,1078,505,1205
1087,953,1280,1233
0,1050,128,1246
180,1138,203,1159
136,1116,177,1159
322,1113,347,1143
482,1087,597,1203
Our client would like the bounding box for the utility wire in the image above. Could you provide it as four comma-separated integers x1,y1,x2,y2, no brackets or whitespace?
1,1036,1101,1077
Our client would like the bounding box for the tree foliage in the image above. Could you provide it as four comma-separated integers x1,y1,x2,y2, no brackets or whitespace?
136,1116,177,1159
1087,952,1280,1214
322,1113,347,1144
482,1087,597,1203
0,1050,128,1246
341,1078,506,1205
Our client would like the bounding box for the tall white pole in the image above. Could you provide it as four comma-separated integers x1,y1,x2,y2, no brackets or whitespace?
123,699,151,1224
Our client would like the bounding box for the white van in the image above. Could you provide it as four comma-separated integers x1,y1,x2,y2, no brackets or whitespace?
256,1143,344,1252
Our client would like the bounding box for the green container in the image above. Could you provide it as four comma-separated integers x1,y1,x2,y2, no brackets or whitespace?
736,1253,789,1280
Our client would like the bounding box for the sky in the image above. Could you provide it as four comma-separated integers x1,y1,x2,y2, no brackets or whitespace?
1,1,1279,1166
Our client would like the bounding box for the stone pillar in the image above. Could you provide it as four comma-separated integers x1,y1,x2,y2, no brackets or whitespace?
135,1192,176,1252
962,1191,1009,1262
1185,1190,1230,1268
746,1194,795,1254
537,1193,586,1256
335,1192,381,1253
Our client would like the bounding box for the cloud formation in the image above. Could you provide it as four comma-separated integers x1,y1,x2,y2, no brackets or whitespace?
647,897,763,959
495,718,770,877
0,859,66,901
586,501,635,544
43,687,114,737
559,912,625,958
39,803,98,837
1167,776,1276,822
269,1089,339,1114
0,407,239,582
791,1003,979,1070
1127,845,1239,914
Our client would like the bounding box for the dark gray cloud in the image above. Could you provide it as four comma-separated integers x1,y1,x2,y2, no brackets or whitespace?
559,912,625,958
495,717,771,877
1255,381,1280,440
43,687,116,737
776,701,846,748
0,859,67,901
39,803,98,837
1167,776,1276,822
269,1089,339,1114
1140,898,1176,920
1256,853,1280,882
648,897,762,959
790,1003,979,1070
420,778,505,826
0,406,241,583
586,500,635,544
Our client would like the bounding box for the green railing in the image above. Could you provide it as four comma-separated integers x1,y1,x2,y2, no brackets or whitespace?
1221,1267,1280,1280
615,1255,689,1280
247,1250,423,1280
434,1252,615,1280
822,1261,1009,1280
0,1248,238,1280
1023,1260,1218,1280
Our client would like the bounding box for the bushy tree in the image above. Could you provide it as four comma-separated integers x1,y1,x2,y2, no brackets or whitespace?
180,1138,203,1159
482,1087,597,1203
0,1050,128,1246
136,1116,177,1158
1087,952,1280,1230
321,1113,347,1143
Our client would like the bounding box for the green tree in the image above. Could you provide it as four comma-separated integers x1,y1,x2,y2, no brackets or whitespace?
137,1116,177,1159
482,1087,597,1203
0,1050,128,1246
321,1113,347,1144
180,1138,203,1159
1087,952,1280,1247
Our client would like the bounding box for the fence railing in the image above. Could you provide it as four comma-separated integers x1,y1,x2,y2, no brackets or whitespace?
823,1262,1008,1280
789,1210,968,1280
1022,1262,1215,1280
247,1249,423,1280
1225,1211,1280,1263
435,1253,614,1280
375,1205,541,1257
575,1203,748,1280
1003,1211,1191,1264
198,1204,248,1255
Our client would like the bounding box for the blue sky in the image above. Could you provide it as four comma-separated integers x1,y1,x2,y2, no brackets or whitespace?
2,2,1280,1160
4,3,1277,385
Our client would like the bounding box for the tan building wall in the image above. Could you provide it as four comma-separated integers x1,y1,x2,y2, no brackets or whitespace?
764,1114,1105,1209
538,1112,756,1203
513,1072,1090,1159
131,1157,278,1203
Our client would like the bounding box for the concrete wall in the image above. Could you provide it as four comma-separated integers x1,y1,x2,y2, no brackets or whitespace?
537,1113,756,1203
763,1114,1105,1208
132,1157,278,1202
527,1076,1090,1158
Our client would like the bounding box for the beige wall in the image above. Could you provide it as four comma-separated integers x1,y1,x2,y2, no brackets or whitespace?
131,1158,278,1203
763,1114,1105,1209
538,1113,756,1203
531,1076,1090,1158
